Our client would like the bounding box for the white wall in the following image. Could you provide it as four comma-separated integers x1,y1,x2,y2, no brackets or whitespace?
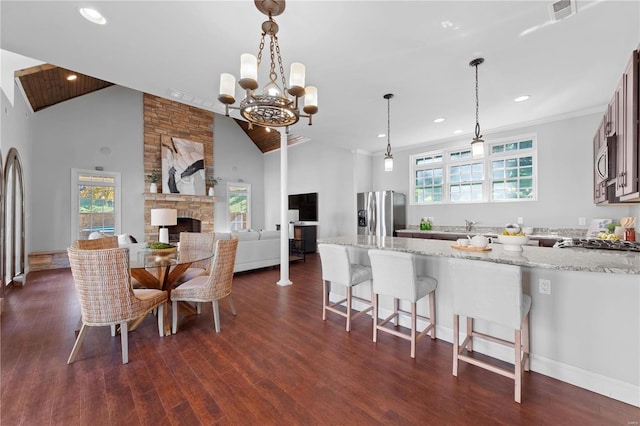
264,140,355,238
30,85,144,251
212,114,266,232
373,112,639,230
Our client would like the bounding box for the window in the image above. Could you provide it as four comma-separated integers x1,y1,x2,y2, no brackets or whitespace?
489,139,535,201
410,135,536,204
448,149,484,202
413,154,443,203
71,169,121,241
228,182,251,231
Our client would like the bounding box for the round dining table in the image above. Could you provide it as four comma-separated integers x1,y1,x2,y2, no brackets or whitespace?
128,246,214,336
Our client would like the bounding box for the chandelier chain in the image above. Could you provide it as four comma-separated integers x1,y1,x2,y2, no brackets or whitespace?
274,36,288,90
257,33,265,68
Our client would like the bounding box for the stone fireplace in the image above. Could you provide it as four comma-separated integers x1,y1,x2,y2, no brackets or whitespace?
143,93,215,243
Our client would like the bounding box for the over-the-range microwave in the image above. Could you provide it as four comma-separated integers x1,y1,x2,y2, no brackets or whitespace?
595,135,617,183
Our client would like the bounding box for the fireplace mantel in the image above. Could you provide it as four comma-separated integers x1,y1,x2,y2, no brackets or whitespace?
144,193,216,203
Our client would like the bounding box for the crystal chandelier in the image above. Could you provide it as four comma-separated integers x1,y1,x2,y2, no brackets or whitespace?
383,93,394,172
470,57,485,159
218,0,318,128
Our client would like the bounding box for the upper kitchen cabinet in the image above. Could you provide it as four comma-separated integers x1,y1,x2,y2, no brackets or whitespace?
616,50,639,200
593,49,639,204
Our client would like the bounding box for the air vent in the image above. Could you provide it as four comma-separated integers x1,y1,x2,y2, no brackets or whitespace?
549,0,577,22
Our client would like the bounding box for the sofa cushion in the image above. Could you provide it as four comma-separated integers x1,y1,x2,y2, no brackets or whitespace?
259,230,281,240
215,232,232,240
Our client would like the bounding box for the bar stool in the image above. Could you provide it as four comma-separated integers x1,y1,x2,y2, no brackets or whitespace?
318,244,373,332
449,258,531,403
368,249,437,359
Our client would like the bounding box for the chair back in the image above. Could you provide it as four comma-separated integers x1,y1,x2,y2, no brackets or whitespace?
67,247,153,325
180,232,215,270
368,249,420,302
449,258,524,329
318,244,353,285
75,236,118,250
188,238,239,301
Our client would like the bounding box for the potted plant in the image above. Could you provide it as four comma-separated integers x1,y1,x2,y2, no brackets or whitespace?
147,168,161,193
206,175,220,196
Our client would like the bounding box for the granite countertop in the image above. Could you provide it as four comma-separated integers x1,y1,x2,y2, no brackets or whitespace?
317,235,640,275
396,227,583,239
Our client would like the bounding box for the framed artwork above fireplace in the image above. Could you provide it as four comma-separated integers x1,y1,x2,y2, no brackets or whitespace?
161,136,205,195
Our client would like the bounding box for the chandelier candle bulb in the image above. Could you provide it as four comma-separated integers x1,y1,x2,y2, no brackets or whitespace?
288,63,306,97
303,86,318,114
218,73,236,104
239,54,258,90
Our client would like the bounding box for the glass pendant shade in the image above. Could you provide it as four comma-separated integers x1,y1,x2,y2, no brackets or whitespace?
471,138,485,159
384,155,394,172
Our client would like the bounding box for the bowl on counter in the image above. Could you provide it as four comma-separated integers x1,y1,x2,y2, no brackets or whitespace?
497,234,530,252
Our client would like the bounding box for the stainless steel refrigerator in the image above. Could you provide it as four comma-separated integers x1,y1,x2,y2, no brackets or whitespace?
357,191,406,237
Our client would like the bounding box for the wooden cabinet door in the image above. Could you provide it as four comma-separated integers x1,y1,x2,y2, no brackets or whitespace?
616,50,639,198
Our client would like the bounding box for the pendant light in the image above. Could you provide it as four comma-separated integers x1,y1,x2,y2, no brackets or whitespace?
384,93,394,172
470,58,485,159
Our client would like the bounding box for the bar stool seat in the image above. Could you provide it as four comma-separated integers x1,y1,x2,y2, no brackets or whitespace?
318,244,373,332
449,258,531,403
368,249,437,359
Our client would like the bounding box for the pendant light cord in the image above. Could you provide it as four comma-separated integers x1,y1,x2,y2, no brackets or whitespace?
474,63,482,140
386,95,392,156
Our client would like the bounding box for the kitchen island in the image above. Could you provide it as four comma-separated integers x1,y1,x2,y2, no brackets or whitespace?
317,235,640,407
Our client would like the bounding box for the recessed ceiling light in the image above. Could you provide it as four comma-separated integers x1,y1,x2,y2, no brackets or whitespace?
514,95,530,102
433,117,445,123
67,74,77,81
453,129,463,134
377,133,386,138
79,8,107,25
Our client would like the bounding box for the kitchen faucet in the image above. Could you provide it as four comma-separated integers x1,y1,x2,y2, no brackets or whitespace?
465,219,476,232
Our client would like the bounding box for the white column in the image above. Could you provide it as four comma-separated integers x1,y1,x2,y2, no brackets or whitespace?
277,129,292,286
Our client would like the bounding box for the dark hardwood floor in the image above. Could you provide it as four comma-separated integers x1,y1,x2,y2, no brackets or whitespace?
2,253,638,425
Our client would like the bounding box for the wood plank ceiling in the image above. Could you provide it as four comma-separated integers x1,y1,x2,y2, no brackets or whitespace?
15,64,114,112
14,64,305,153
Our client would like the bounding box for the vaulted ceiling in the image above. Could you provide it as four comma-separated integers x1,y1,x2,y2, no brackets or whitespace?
2,1,639,154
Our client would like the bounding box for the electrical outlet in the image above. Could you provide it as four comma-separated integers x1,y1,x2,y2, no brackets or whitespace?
539,279,551,295
578,217,586,226
517,217,524,224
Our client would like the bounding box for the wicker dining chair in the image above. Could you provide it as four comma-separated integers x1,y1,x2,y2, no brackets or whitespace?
171,237,238,333
67,247,168,364
176,232,215,284
75,236,119,249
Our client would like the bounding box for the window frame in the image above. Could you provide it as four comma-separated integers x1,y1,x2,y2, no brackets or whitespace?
410,133,537,205
70,168,122,242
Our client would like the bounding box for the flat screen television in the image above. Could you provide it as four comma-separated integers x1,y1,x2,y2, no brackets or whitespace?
288,192,318,222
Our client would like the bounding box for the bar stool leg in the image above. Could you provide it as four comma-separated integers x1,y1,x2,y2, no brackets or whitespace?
411,302,417,359
393,298,399,326
453,314,459,377
429,291,436,339
346,286,353,332
373,293,379,343
322,280,330,321
515,328,522,403
523,312,531,371
466,317,474,352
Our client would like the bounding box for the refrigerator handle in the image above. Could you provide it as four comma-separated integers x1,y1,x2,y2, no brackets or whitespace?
369,194,376,235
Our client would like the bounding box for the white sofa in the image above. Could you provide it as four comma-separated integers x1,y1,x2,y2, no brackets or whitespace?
216,230,281,272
